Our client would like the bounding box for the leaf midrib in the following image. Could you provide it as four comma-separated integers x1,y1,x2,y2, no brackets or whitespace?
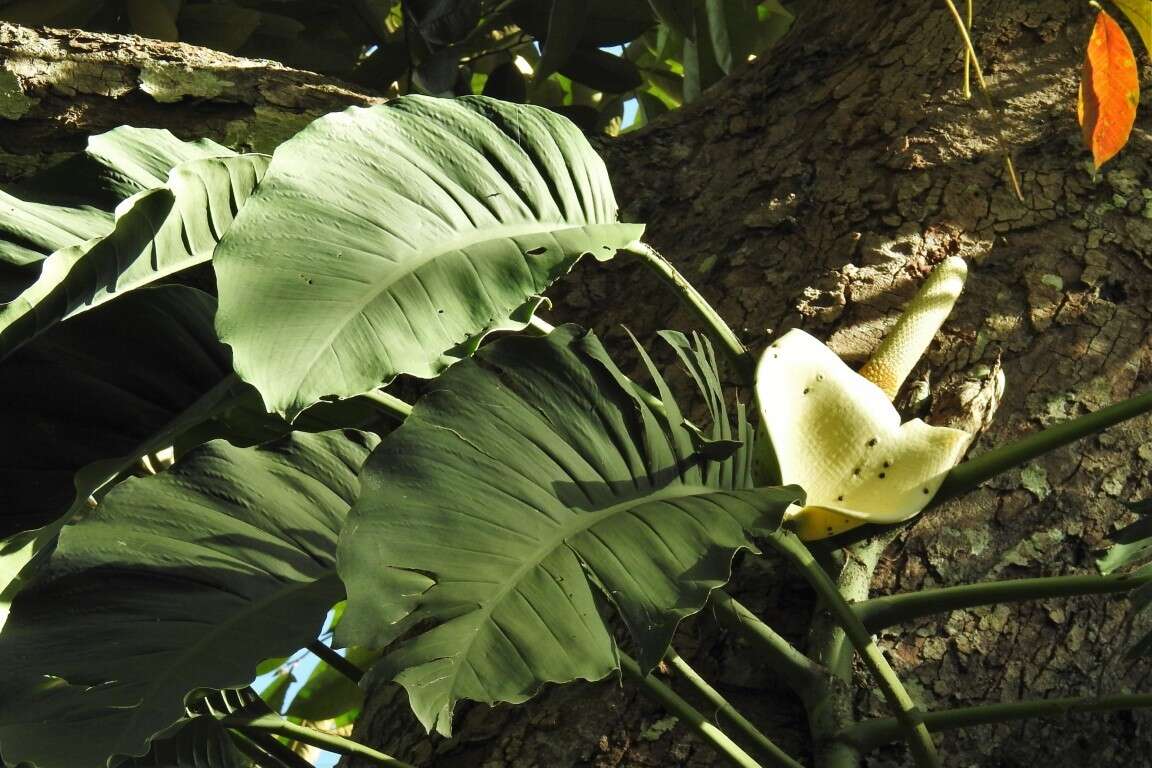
437,481,721,699
279,220,626,404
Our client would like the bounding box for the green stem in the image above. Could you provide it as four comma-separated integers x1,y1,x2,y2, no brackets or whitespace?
624,241,754,384
619,653,763,768
770,533,940,768
665,648,806,768
840,692,1152,752
855,571,1152,632
361,389,414,421
232,727,314,768
934,389,1152,504
221,714,416,768
308,640,364,683
710,591,828,705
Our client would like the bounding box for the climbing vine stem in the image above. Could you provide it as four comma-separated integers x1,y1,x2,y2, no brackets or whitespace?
769,532,941,768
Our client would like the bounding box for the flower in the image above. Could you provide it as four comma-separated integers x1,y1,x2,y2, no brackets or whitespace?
755,258,976,540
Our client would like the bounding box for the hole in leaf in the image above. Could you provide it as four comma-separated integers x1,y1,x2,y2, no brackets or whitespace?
878,472,886,479
525,246,548,256
866,438,878,447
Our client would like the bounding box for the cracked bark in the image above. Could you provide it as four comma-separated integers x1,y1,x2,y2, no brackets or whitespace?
2,0,1152,763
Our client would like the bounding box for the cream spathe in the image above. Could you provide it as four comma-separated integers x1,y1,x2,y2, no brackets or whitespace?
754,257,976,540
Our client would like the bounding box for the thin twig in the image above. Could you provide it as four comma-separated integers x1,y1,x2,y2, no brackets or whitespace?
938,0,1023,200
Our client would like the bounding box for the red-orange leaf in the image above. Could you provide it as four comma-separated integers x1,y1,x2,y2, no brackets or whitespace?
1078,9,1140,170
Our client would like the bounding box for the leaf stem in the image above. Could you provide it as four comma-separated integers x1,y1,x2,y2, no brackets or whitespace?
618,652,764,768
855,571,1152,632
231,727,314,768
360,389,414,421
710,591,827,705
665,648,806,768
769,532,940,768
308,640,364,683
934,389,1152,504
839,692,1152,751
623,241,754,384
221,714,416,768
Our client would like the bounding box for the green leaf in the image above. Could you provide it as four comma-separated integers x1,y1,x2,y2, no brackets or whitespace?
0,285,233,540
83,126,238,201
1097,502,1152,657
705,0,758,74
682,4,725,101
337,326,799,735
559,48,644,93
124,0,178,41
511,0,657,47
481,60,529,103
285,646,380,722
214,95,643,418
0,153,268,359
0,193,112,292
535,0,586,82
647,0,693,39
178,3,263,52
259,670,297,715
114,715,251,768
0,430,377,768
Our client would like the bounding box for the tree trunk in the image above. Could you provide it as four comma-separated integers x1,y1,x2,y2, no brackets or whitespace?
3,0,1151,763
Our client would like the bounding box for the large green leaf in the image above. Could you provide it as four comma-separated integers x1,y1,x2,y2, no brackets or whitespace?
214,95,643,418
0,153,268,359
0,126,235,269
337,326,799,735
0,430,377,768
0,194,112,298
0,285,233,540
705,0,758,74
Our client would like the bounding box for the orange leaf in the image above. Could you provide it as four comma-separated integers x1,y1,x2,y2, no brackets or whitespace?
1078,9,1140,170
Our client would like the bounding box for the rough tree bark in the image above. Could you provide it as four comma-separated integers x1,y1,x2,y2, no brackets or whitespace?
2,0,1151,764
